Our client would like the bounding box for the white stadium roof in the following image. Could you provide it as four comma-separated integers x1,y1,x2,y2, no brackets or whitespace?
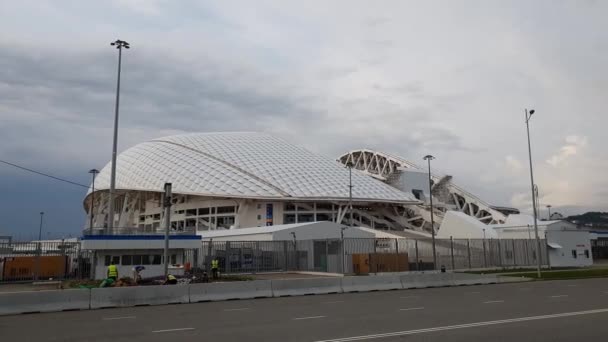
92,132,418,204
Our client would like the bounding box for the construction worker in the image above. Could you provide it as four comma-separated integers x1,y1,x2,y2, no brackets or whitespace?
107,260,118,281
165,274,178,285
211,257,219,279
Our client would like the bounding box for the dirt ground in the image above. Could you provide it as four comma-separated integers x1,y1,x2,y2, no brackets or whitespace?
248,272,340,280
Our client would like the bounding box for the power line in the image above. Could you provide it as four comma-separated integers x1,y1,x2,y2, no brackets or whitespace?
0,159,89,189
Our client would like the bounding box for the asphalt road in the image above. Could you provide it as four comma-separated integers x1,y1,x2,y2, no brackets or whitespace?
1,278,608,342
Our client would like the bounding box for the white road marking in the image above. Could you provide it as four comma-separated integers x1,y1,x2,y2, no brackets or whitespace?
313,308,608,342
293,316,326,320
223,308,250,312
550,295,569,298
322,301,344,304
399,296,419,299
102,316,136,320
152,328,195,333
399,307,425,311
483,300,504,304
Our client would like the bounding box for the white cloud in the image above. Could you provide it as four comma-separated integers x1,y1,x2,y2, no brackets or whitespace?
546,135,588,167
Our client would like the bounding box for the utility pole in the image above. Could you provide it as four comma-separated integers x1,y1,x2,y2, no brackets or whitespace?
423,155,437,270
546,205,552,220
525,108,542,278
35,211,44,281
162,183,172,278
107,39,130,233
345,161,354,227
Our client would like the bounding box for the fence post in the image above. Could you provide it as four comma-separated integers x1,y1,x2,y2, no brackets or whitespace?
395,238,399,272
206,239,213,274
325,239,329,272
255,241,260,274
415,239,419,271
483,239,487,268
467,239,472,269
60,239,66,280
512,239,516,267
497,239,503,269
524,239,530,265
450,236,455,270
76,241,82,279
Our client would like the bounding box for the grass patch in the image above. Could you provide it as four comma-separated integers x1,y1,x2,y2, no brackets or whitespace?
508,268,608,280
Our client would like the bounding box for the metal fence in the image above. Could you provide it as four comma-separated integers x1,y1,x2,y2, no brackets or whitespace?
0,241,92,283
197,238,548,275
0,238,549,283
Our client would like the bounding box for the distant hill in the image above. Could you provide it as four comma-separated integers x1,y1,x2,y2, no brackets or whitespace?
566,212,608,227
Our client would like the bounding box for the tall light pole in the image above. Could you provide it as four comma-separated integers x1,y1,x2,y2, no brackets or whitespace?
341,226,348,274
108,39,130,232
163,183,172,279
525,108,542,278
423,155,437,270
345,161,354,227
546,205,552,220
88,169,99,230
34,211,44,281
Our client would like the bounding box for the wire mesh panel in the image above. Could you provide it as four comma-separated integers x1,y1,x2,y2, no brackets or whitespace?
0,241,91,282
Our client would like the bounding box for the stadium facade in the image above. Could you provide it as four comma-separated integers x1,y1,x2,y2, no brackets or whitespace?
85,132,521,236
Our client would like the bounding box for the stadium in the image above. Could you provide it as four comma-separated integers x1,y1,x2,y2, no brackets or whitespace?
84,132,517,237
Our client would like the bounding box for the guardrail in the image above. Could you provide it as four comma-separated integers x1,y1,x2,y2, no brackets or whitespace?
0,273,528,316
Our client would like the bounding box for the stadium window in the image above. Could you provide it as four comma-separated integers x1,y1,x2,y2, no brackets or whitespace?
572,250,577,258
284,214,296,224
284,203,296,211
585,249,590,258
141,255,152,265
186,209,197,216
217,206,235,214
171,254,177,265
316,213,331,221
152,255,161,265
257,214,262,220
153,213,161,220
298,214,314,222
217,216,235,228
185,219,196,229
198,208,210,216
122,255,133,265
139,215,145,222
316,203,332,211
257,203,262,209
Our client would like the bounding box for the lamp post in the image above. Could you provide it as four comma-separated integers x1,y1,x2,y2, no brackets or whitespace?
525,108,542,278
88,169,99,229
345,161,354,227
546,205,552,220
423,155,437,270
34,211,44,281
107,39,130,232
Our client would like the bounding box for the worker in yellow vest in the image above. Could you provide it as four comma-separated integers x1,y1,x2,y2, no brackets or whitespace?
211,258,219,279
107,261,118,281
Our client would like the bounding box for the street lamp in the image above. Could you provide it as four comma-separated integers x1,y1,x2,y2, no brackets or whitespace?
546,205,552,220
423,154,437,270
525,108,542,278
35,211,44,281
345,161,354,227
88,169,99,229
107,39,130,232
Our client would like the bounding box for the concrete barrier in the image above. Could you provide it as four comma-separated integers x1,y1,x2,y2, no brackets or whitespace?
271,277,342,297
90,285,189,309
341,275,403,292
189,280,273,302
497,276,531,283
0,289,91,315
451,273,498,286
401,272,457,288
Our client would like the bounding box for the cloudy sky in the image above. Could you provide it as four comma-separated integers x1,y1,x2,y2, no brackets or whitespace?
1,0,606,239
